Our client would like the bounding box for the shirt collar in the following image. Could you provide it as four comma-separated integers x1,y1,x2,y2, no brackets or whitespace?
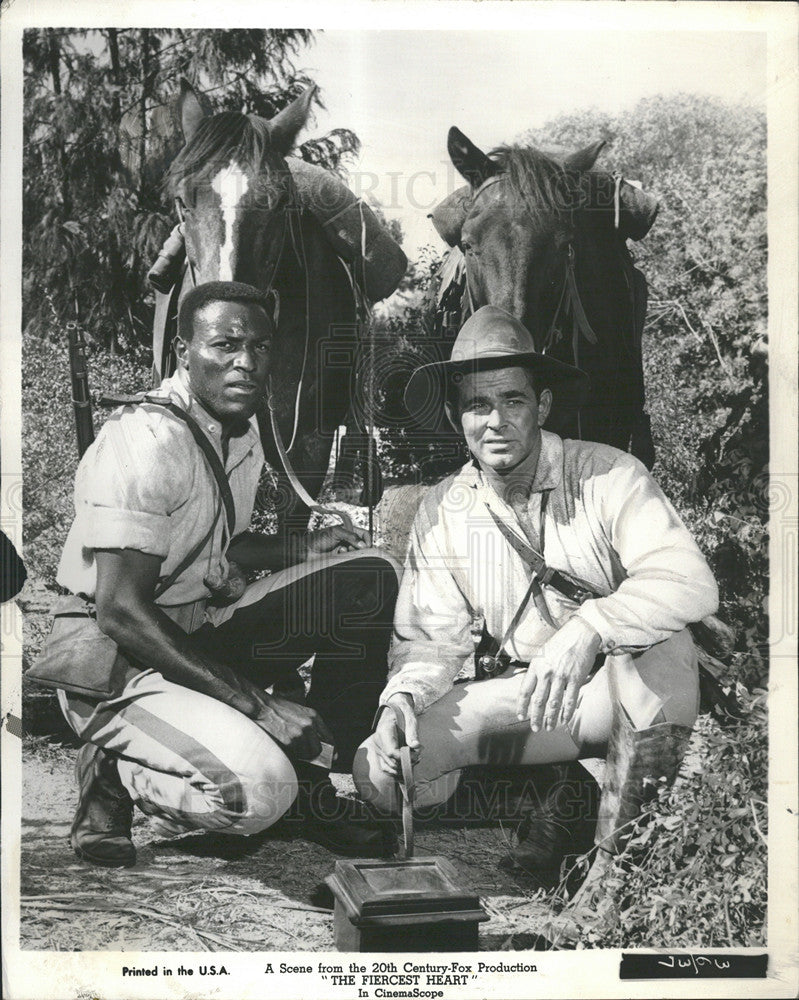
158,369,261,460
533,430,564,493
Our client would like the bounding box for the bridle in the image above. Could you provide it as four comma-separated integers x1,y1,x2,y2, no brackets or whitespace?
175,151,359,535
175,153,297,341
462,173,600,364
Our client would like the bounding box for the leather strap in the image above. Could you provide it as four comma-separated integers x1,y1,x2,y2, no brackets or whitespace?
485,503,600,607
542,245,599,359
488,492,556,634
267,394,355,534
153,501,222,599
100,393,236,537
497,573,551,646
148,397,236,537
565,246,598,346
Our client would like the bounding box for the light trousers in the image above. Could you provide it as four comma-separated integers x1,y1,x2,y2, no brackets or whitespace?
59,550,399,837
353,629,699,814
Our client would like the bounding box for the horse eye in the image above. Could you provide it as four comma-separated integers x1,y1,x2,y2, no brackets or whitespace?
461,240,473,252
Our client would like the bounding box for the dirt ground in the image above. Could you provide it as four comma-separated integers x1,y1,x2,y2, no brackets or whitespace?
16,493,607,954
20,733,601,953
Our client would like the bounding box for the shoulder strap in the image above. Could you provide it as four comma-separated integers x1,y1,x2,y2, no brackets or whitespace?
496,572,550,644
149,398,236,537
485,499,600,607
101,392,236,537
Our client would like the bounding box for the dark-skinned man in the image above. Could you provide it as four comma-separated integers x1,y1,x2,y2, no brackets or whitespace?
54,281,398,866
354,305,718,932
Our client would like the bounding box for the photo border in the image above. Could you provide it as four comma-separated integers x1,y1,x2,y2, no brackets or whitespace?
2,3,797,998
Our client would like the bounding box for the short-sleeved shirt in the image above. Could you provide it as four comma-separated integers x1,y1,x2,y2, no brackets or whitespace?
56,369,264,632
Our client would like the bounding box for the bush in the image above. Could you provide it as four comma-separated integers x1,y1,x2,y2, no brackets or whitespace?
579,682,768,948
22,326,149,581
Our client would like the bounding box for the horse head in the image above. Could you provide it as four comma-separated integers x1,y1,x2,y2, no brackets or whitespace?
433,126,660,463
435,127,658,348
166,80,316,290
158,81,406,519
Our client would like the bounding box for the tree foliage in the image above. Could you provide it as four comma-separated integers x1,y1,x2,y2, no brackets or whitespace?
516,95,768,682
23,29,360,352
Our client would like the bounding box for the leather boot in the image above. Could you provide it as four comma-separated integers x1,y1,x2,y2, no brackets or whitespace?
505,761,598,874
592,705,693,858
549,702,693,942
70,743,136,867
290,762,386,858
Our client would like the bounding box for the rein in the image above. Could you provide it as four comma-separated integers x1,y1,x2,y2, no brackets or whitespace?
542,244,599,359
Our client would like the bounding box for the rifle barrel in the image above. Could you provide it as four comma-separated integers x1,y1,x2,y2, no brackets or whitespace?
67,324,95,459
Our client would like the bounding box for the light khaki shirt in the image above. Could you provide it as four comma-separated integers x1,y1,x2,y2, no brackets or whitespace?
382,431,719,713
56,369,264,632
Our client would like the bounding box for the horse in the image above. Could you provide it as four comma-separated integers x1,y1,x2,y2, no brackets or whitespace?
429,127,659,467
156,81,406,531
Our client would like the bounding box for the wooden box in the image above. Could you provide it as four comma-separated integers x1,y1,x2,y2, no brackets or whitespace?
326,856,489,952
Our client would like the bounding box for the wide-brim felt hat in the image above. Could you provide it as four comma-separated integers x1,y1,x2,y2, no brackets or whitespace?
405,305,589,425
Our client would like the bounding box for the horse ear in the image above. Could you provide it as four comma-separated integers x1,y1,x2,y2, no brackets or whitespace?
448,127,498,188
269,85,317,155
618,180,660,240
179,78,209,142
119,80,204,191
564,139,607,173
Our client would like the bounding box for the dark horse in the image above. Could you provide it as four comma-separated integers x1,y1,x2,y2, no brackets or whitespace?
160,83,405,529
431,127,659,467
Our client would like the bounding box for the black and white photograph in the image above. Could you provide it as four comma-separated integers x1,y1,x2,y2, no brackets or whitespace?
1,2,797,998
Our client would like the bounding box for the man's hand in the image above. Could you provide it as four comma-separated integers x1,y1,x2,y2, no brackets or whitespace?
305,524,369,560
251,692,334,761
204,559,247,605
516,617,602,732
372,693,421,778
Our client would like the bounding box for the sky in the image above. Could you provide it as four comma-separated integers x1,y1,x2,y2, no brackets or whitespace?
297,29,766,256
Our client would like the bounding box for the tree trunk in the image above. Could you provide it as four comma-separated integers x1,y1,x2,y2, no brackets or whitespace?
107,239,125,355
46,29,72,218
107,27,124,353
107,28,121,122
138,28,150,199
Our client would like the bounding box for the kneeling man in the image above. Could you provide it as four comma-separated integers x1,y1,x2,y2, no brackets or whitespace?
354,305,717,900
51,281,398,866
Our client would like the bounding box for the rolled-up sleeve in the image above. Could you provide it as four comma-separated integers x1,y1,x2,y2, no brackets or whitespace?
574,455,719,652
71,413,182,559
381,512,474,713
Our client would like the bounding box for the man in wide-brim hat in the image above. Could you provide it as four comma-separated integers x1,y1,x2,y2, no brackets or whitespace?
402,303,591,428
354,305,718,924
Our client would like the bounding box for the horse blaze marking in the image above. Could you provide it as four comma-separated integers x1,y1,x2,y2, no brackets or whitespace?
211,161,249,281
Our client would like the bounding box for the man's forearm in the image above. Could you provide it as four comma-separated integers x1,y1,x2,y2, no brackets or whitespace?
98,600,260,717
226,531,305,573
